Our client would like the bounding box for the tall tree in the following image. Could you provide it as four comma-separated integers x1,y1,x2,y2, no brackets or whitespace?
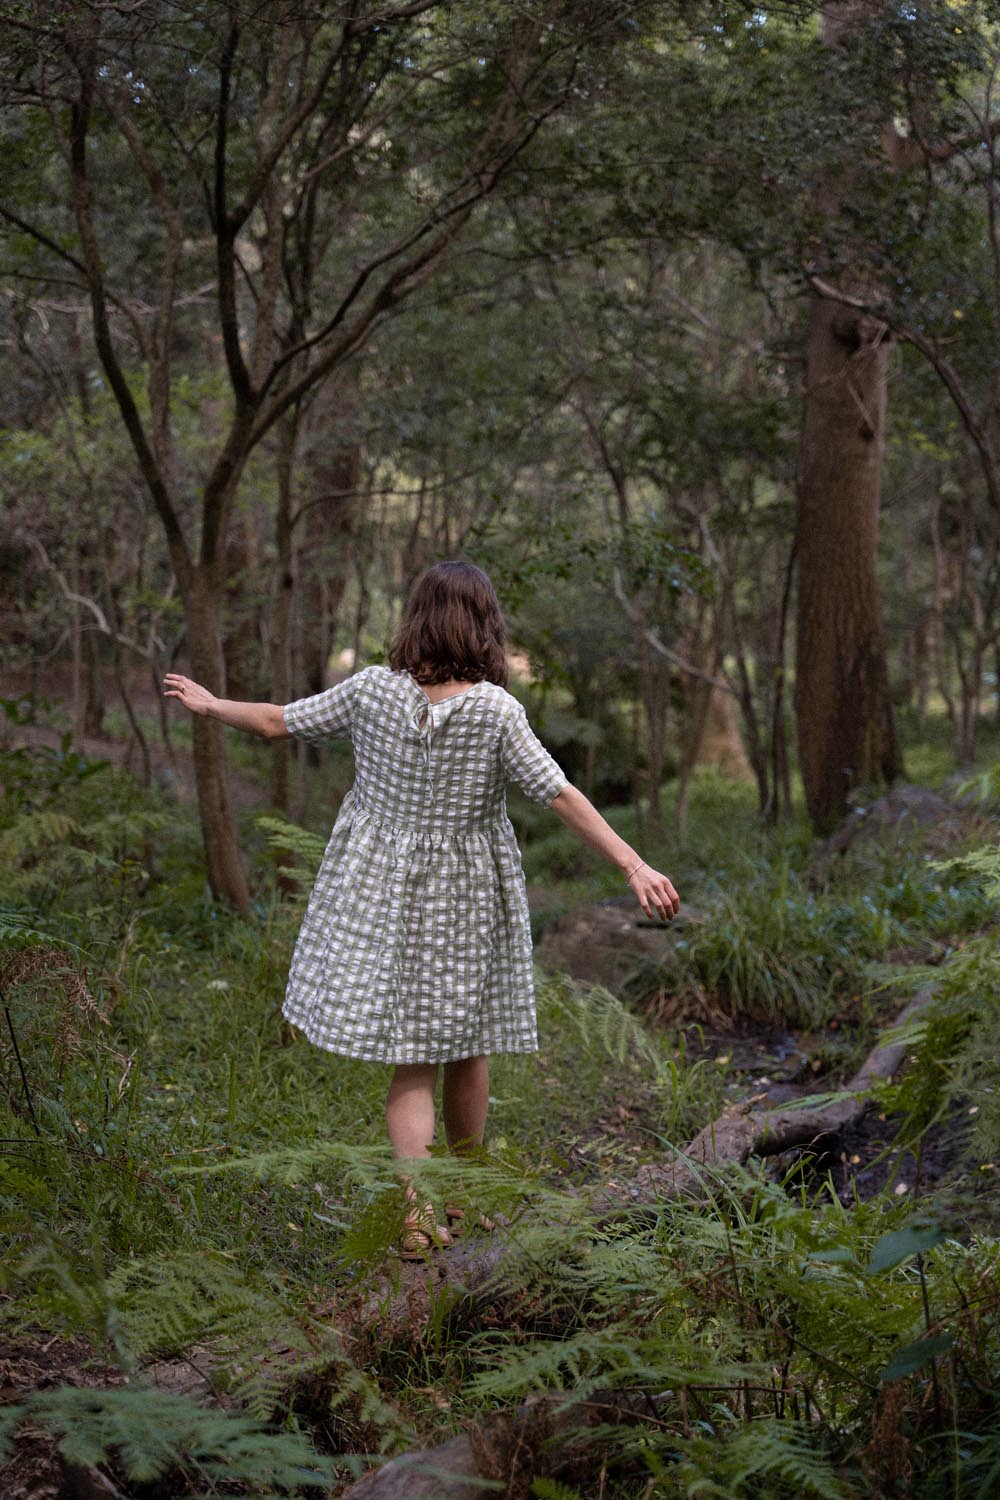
793,0,904,832
0,0,627,904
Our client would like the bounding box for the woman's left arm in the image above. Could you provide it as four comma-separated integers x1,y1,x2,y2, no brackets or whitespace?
548,784,680,921
163,674,289,739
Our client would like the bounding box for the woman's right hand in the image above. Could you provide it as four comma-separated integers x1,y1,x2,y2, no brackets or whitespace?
628,863,680,922
162,674,217,717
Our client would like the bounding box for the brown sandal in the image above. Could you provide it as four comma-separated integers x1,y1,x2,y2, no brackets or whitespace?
398,1205,453,1260
444,1203,496,1237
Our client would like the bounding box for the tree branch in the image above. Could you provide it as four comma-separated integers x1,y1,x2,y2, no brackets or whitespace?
611,569,732,691
96,78,184,481
18,530,164,658
890,112,1000,169
214,18,253,406
64,46,192,586
806,271,1000,516
250,107,559,445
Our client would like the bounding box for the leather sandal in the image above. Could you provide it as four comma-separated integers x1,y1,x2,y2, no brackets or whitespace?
444,1203,496,1237
398,1204,453,1260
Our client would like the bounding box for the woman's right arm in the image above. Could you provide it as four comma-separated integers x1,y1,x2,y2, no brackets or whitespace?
162,674,290,739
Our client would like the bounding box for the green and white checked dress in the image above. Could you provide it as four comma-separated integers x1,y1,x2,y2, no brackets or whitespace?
281,665,569,1064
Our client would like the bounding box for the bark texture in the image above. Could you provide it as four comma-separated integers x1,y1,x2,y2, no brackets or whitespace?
794,0,904,832
796,295,903,831
185,579,251,908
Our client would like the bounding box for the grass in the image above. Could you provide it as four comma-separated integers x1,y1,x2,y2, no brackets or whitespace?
3,714,1000,1495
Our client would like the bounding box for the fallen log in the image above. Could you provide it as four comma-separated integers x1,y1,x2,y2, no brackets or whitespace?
599,986,936,1210
340,1388,658,1500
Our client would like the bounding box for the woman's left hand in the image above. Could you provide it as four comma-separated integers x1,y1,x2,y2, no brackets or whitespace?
628,864,680,922
163,674,217,717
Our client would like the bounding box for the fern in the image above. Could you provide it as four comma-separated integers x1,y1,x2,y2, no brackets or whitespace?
531,1481,584,1500
0,1385,332,1492
107,1250,346,1420
0,904,79,954
255,814,326,891
932,844,1000,900
669,1420,851,1499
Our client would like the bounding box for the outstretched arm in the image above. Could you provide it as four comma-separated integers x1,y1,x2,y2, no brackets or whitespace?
549,784,680,922
162,674,290,740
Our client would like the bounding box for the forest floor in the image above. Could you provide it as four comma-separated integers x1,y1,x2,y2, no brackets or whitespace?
3,695,999,1497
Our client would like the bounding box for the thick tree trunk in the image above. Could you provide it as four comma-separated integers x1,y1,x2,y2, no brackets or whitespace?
795,294,903,832
794,0,905,833
185,577,251,909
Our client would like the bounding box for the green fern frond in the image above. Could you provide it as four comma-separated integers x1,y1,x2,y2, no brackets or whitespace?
679,1419,851,1499
532,1480,584,1500
932,845,1000,900
0,904,78,954
0,1385,332,1492
0,809,85,856
255,815,326,870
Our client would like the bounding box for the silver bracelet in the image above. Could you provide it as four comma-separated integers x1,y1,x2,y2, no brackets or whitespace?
624,860,645,885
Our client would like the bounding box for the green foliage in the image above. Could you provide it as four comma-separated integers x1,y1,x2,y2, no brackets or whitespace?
2,744,999,1495
667,1420,853,1499
670,843,990,1026
0,1385,333,1492
255,814,327,894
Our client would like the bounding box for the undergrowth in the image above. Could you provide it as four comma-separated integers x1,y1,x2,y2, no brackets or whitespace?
2,729,999,1496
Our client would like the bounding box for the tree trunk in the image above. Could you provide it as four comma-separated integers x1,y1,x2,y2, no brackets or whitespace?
793,0,905,833
222,511,261,703
269,412,298,814
297,374,361,699
81,624,106,738
636,628,669,838
185,577,251,909
794,293,903,832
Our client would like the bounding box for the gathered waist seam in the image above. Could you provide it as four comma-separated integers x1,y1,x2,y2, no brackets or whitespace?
350,799,510,843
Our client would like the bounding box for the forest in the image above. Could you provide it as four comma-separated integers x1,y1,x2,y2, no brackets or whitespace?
1,0,1000,1495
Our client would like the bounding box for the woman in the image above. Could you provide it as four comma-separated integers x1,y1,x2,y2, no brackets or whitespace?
164,560,679,1254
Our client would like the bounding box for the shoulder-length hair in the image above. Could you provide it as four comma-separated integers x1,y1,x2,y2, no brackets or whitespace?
389,560,509,688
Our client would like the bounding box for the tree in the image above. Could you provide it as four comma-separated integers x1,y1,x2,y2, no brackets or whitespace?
0,0,628,904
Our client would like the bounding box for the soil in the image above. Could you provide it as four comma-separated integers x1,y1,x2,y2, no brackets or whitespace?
0,1329,125,1500
818,1097,993,1215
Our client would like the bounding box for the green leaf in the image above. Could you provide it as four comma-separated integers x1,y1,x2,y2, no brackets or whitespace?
867,1222,947,1274
806,1246,857,1265
882,1332,955,1382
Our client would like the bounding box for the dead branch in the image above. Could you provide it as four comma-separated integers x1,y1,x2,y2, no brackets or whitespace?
599,986,937,1210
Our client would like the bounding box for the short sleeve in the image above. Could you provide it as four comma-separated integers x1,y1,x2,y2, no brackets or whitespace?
283,673,360,743
500,704,569,806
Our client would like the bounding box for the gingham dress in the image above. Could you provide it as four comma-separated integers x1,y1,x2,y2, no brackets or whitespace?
281,665,569,1064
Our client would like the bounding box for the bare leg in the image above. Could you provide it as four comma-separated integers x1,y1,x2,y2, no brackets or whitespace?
386,1062,451,1252
386,1062,439,1159
442,1054,489,1153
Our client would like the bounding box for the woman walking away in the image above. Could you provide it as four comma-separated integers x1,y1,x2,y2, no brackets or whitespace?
164,561,679,1255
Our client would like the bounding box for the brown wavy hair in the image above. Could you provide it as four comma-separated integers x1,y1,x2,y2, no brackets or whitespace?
389,560,509,688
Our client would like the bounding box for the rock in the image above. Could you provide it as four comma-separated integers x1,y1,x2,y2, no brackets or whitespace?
811,784,961,884
536,896,704,1000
